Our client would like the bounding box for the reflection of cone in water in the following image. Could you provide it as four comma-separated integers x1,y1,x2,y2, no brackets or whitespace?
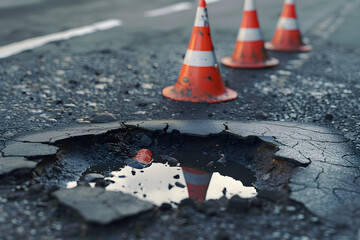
265,0,311,52
222,0,279,68
182,167,212,202
162,0,237,103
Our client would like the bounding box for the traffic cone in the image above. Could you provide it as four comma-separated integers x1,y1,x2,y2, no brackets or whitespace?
222,0,279,68
182,167,212,202
265,0,312,52
162,0,237,103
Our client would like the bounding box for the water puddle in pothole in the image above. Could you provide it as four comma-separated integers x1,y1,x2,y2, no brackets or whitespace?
67,161,257,205
47,128,283,206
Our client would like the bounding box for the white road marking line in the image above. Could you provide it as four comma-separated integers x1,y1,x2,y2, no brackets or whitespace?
145,2,192,17
0,19,122,59
145,0,220,18
313,0,360,39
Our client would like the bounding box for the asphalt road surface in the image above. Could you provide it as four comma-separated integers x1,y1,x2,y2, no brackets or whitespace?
0,0,360,238
1,0,360,135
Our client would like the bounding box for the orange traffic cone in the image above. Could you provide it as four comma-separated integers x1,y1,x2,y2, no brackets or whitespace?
222,0,279,68
162,0,237,103
265,0,311,52
182,167,212,202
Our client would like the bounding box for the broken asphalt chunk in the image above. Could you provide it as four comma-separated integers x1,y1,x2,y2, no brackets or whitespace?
0,157,37,176
53,187,154,224
2,142,58,158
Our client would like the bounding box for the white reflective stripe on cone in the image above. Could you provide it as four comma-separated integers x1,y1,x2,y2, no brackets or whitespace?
277,17,299,30
237,28,263,41
194,7,209,27
183,50,217,67
183,171,212,185
285,0,295,4
243,0,256,11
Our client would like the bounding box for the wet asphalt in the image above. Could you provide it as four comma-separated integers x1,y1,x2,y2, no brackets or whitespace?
0,0,360,239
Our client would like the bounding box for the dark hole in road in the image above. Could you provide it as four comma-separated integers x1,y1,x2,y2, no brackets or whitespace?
38,125,296,205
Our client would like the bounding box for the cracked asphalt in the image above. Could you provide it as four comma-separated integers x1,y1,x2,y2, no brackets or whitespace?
0,0,360,239
1,120,359,239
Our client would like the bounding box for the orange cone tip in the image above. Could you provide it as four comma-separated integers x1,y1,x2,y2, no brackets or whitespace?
222,0,279,68
162,0,237,103
265,0,312,52
134,149,153,165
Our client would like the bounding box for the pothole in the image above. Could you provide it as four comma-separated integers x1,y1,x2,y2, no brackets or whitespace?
37,125,299,206
1,120,358,235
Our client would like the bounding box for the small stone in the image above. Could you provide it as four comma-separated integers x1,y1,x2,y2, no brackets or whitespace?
175,182,185,188
198,201,220,217
160,203,172,211
136,133,152,147
77,180,90,187
134,111,147,115
297,214,305,220
84,173,104,182
206,161,215,168
90,113,117,123
168,184,174,190
94,179,112,188
256,111,268,120
217,156,227,166
310,216,319,223
271,232,281,238
227,195,248,213
324,113,334,121
64,103,76,108
141,83,153,89
173,174,180,179
162,155,178,167
262,173,270,181
179,198,197,209
285,206,296,212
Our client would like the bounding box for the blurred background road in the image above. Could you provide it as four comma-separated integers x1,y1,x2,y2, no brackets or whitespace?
0,0,359,57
